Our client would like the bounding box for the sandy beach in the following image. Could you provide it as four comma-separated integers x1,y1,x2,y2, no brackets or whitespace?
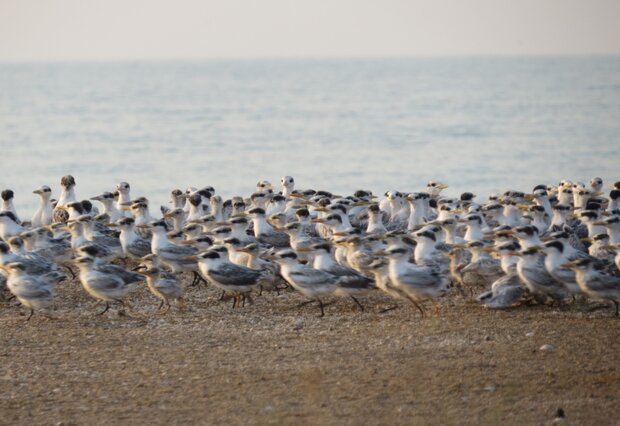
1,273,619,425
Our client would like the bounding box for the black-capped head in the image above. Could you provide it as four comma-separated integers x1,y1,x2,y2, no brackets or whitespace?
78,244,102,257
247,207,265,216
81,200,93,213
497,241,521,252
0,241,9,254
229,216,248,226
415,230,436,242
195,235,214,246
295,208,310,218
222,199,232,209
543,240,564,252
199,250,221,260
368,204,381,214
61,175,76,188
189,193,202,207
317,198,332,207
1,190,14,201
212,226,232,235
310,242,331,253
324,213,343,224
465,214,483,225
271,195,286,203
151,220,168,230
552,204,571,212
611,190,620,200
329,204,348,215
118,217,135,227
579,210,598,220
515,225,538,236
386,246,409,256
459,192,474,202
276,249,297,260
284,222,301,231
223,237,241,246
592,233,609,242
66,201,84,214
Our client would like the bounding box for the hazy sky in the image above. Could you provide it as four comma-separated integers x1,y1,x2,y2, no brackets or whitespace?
1,0,619,61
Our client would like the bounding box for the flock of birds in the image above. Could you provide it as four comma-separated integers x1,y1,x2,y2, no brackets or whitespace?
1,174,620,321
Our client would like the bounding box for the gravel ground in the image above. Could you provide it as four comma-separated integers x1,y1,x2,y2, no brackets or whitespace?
1,274,619,425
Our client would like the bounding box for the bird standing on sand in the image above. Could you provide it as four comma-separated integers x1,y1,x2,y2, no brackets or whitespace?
2,262,55,320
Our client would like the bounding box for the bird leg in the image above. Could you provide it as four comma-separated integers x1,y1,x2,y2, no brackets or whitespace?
258,285,263,296
350,296,364,312
162,301,171,315
379,305,399,314
63,265,76,279
318,299,325,317
405,295,425,317
232,295,237,309
26,309,34,321
614,300,619,316
158,300,165,310
98,302,110,315
245,294,254,306
296,300,315,308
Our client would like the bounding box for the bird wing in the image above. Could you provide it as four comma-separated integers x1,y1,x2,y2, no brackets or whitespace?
289,266,336,287
88,275,125,291
160,244,197,256
96,264,144,284
209,263,261,286
585,273,620,293
128,238,152,257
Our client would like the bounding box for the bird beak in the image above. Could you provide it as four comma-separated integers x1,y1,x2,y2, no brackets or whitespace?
310,218,325,224
482,247,495,253
184,256,198,262
580,237,592,243
373,250,388,256
592,221,606,226
135,224,151,229
313,207,328,213
560,262,574,269
295,247,312,253
106,223,119,227
524,194,535,201
33,189,42,195
437,183,449,190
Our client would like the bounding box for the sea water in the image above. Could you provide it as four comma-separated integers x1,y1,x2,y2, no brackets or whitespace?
1,57,619,214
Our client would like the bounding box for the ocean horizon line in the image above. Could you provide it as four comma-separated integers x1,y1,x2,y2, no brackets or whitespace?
1,53,620,66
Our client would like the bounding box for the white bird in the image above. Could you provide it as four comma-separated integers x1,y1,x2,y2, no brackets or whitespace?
74,256,135,315
195,248,267,307
31,185,54,227
382,245,449,316
271,249,338,316
1,189,21,223
139,267,185,314
1,262,55,320
564,258,620,316
53,174,77,223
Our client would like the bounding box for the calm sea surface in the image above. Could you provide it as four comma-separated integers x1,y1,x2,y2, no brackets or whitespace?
1,57,619,214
